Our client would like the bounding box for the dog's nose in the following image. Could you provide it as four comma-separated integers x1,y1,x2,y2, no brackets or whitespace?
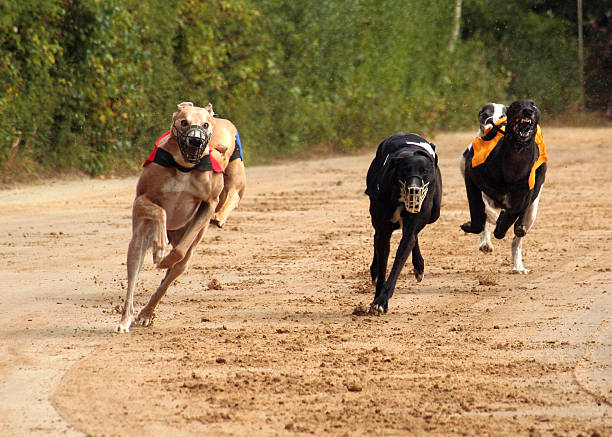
188,137,203,147
405,175,424,188
523,108,533,118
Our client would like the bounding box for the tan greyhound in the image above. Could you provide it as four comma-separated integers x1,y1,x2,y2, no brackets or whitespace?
116,102,244,333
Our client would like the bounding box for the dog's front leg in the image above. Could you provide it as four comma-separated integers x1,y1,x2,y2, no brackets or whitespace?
158,201,217,269
411,236,424,282
372,226,416,314
136,228,205,326
461,175,486,234
493,210,519,239
371,228,392,299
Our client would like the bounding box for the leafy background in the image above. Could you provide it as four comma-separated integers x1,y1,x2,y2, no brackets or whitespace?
0,0,609,181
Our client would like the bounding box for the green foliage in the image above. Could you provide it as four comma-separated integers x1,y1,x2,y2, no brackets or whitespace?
0,0,597,179
462,0,581,115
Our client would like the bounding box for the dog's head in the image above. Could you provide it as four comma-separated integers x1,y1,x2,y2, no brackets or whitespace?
506,100,540,149
171,102,215,163
478,102,507,136
387,145,437,213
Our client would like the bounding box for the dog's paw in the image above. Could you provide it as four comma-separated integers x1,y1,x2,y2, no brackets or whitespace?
369,303,385,315
157,249,182,269
461,221,483,234
370,296,389,314
493,227,508,240
512,266,530,275
211,216,224,228
414,270,423,282
116,319,132,333
152,240,169,264
479,241,493,253
135,308,155,327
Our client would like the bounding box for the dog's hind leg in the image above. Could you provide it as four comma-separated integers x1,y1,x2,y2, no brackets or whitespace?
131,195,169,264
213,159,246,228
117,220,154,333
511,187,543,274
136,228,204,326
213,188,241,228
479,194,498,253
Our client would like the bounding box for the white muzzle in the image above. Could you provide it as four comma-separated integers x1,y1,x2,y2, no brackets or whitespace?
399,180,429,213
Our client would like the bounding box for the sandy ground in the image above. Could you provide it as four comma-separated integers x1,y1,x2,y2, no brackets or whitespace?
0,127,610,436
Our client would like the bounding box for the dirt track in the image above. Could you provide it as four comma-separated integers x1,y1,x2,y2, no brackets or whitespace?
1,128,611,436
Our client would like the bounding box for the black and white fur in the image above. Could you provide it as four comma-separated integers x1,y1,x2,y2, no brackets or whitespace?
366,133,442,313
459,100,546,274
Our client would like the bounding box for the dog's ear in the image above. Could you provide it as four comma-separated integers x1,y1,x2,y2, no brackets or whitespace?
204,103,215,116
177,102,194,110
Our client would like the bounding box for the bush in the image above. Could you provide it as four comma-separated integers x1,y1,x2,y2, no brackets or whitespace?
0,0,594,181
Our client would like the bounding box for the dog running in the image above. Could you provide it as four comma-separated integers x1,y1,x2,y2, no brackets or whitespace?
459,100,548,273
459,102,507,253
366,133,442,313
117,102,245,332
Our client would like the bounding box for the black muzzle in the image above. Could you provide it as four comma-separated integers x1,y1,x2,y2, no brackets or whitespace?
176,125,212,163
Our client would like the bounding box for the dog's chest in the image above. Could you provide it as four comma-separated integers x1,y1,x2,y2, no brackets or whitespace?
391,205,403,225
490,192,512,210
162,173,210,199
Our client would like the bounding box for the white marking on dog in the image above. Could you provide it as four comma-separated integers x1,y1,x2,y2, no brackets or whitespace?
405,141,436,159
479,193,499,253
479,103,507,136
512,186,543,274
162,173,195,195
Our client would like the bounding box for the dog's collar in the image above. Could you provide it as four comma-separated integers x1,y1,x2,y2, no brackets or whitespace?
152,148,217,173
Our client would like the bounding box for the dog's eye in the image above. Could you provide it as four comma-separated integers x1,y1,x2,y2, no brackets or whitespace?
180,120,188,127
202,122,209,129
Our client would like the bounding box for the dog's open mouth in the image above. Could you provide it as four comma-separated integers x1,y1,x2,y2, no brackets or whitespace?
514,117,535,140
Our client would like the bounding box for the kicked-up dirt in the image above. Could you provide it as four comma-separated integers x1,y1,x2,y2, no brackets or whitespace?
0,127,610,436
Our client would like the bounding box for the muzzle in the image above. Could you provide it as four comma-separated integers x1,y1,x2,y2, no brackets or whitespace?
399,179,429,213
174,125,212,163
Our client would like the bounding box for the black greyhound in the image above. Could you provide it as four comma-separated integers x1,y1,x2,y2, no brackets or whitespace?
365,133,442,313
460,99,547,273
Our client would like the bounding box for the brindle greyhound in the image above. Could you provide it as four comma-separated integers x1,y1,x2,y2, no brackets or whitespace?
116,102,244,332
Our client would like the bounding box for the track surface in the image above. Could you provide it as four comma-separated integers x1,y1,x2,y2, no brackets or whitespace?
1,128,611,436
